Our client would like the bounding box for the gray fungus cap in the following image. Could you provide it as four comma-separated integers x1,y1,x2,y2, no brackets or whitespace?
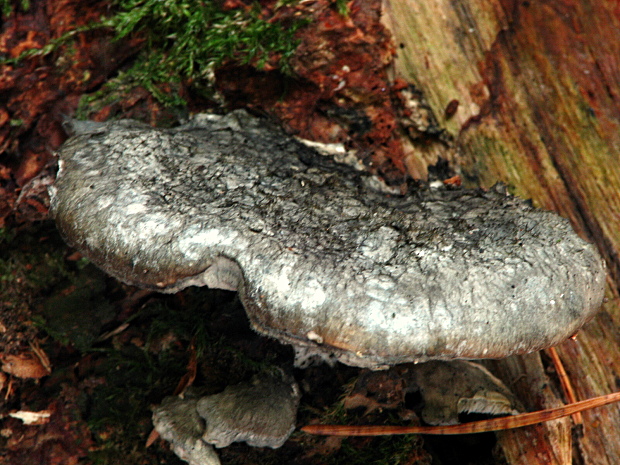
49,111,606,369
152,372,299,456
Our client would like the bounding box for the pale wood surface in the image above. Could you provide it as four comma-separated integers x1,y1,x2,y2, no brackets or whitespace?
383,0,620,463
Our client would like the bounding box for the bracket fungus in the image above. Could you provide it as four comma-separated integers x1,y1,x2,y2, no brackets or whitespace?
49,110,605,369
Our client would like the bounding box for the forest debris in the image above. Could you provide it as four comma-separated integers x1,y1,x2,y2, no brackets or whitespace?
1,351,51,379
404,361,520,426
9,410,52,425
302,390,620,436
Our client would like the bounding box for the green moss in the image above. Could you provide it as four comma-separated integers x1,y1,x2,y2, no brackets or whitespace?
75,71,145,120
3,0,307,107
333,0,349,16
0,0,30,18
109,0,306,105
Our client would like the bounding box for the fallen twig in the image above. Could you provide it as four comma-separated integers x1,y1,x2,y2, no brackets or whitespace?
547,345,582,425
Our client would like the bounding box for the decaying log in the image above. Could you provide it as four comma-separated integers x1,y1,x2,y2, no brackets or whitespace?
382,0,620,463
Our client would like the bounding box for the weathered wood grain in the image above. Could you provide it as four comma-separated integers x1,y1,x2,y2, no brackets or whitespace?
383,0,620,463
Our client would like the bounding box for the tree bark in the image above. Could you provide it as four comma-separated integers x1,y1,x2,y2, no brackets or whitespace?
382,0,620,463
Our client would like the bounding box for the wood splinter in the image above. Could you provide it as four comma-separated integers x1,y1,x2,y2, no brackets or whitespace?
301,391,620,436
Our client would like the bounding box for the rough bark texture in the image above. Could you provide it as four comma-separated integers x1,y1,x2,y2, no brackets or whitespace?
49,111,604,370
383,0,620,463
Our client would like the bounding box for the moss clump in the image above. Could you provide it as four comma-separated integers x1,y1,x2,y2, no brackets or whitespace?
0,0,30,18
103,0,307,105
3,0,306,107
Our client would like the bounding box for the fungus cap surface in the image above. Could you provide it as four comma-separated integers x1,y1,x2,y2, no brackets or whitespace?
152,396,221,465
196,373,300,448
49,111,606,368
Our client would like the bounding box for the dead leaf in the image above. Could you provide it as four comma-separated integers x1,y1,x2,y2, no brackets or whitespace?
1,352,51,379
343,392,385,415
9,410,52,425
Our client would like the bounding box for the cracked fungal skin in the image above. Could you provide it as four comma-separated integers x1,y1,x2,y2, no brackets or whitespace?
49,110,606,369
152,395,221,465
152,372,299,462
196,373,300,449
